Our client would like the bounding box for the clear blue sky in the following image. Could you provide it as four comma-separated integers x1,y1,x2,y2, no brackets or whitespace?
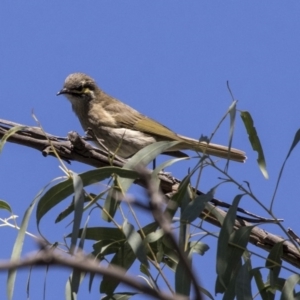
1,2,300,299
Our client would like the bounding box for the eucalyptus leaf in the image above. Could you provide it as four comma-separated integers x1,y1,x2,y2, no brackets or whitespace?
0,200,12,213
0,125,27,154
240,111,268,179
216,194,245,288
37,167,138,226
281,274,300,300
70,172,85,253
181,187,216,223
119,141,181,193
123,220,149,267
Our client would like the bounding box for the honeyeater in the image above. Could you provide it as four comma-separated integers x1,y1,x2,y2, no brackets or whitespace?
57,73,246,162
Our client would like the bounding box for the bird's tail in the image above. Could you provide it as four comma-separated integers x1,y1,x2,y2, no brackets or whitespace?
176,135,246,163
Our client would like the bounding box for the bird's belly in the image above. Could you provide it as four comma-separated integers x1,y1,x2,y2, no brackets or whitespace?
94,126,157,158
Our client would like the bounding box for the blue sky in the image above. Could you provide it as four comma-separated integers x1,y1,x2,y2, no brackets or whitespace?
1,2,300,299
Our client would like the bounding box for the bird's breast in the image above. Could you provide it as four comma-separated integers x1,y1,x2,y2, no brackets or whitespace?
88,102,117,127
93,126,157,157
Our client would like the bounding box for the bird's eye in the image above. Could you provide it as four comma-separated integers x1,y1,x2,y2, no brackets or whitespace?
85,83,94,91
74,86,84,92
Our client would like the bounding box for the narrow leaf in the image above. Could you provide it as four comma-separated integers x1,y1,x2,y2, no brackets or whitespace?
271,128,300,211
188,241,209,256
70,172,85,253
285,128,300,159
266,241,283,287
102,292,137,300
122,220,149,267
240,111,268,179
0,200,12,213
145,229,165,243
73,227,124,241
119,141,181,193
7,187,45,300
181,187,216,222
0,126,27,154
102,181,120,222
226,100,237,169
100,243,136,295
151,157,189,190
281,274,300,300
236,254,252,300
175,256,192,296
36,167,138,226
216,194,245,288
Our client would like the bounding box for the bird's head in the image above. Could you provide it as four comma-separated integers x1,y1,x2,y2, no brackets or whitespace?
57,73,98,104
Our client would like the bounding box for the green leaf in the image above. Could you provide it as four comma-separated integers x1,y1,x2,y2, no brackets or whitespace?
68,212,90,298
271,128,300,211
102,180,120,222
102,292,137,300
70,172,85,252
74,227,125,241
222,259,242,299
163,246,179,271
122,220,149,267
66,271,84,300
7,186,46,300
0,125,27,154
215,276,226,294
176,182,193,297
100,242,136,295
199,286,214,300
240,111,268,179
55,193,95,223
216,194,245,288
118,141,181,193
181,187,216,223
251,267,275,300
236,254,252,300
285,128,300,159
93,240,122,258
281,274,300,300
0,200,12,213
171,173,193,206
175,255,192,297
188,241,209,256
266,241,283,288
228,101,237,146
151,156,189,190
145,229,165,243
75,222,158,243
125,141,181,170
217,225,254,298
166,172,196,220
36,167,138,226
226,100,237,169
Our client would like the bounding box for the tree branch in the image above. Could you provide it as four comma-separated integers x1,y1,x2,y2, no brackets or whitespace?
1,118,299,269
0,246,187,300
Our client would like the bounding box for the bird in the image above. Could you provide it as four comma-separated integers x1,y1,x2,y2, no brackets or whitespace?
57,73,246,162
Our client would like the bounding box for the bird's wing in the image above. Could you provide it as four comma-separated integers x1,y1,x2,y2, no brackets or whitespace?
133,117,180,141
105,97,180,141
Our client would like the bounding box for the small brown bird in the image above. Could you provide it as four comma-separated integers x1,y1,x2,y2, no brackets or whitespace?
57,73,246,162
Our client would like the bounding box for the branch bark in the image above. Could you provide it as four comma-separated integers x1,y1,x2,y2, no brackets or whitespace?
1,118,299,269
0,246,186,300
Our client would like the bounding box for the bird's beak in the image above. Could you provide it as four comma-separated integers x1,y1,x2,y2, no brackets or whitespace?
57,88,69,96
